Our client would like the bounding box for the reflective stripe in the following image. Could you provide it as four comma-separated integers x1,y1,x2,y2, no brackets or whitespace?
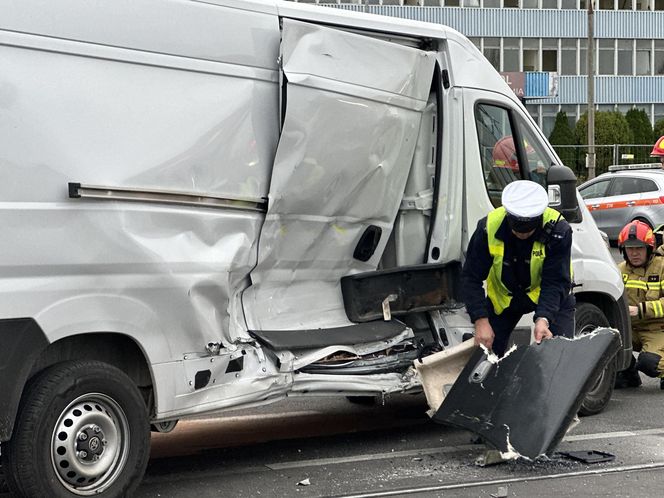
624,280,649,290
653,300,664,318
585,196,663,212
485,206,563,315
623,279,664,290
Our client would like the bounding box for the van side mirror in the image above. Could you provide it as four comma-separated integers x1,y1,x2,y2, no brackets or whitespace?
547,165,581,223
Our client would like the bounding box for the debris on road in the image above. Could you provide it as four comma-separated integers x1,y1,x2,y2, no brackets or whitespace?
297,478,311,486
558,450,616,464
490,486,509,498
433,329,621,459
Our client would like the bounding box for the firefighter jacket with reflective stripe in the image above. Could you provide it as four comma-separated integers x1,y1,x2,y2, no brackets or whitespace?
461,206,573,324
619,255,664,333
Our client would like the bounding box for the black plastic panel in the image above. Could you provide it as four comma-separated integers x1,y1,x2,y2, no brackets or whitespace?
340,262,462,323
249,320,407,351
433,328,621,459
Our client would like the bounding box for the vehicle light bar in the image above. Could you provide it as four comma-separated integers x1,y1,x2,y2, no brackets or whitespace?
608,163,663,172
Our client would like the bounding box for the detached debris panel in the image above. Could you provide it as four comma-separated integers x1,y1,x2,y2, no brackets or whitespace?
432,328,621,459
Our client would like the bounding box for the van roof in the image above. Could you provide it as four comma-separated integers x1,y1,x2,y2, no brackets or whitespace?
275,0,452,41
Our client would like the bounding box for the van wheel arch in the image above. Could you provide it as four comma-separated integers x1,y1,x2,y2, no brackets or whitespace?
29,333,155,412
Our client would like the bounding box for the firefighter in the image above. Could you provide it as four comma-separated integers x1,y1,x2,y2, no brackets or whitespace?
614,220,664,389
652,135,664,169
461,180,575,357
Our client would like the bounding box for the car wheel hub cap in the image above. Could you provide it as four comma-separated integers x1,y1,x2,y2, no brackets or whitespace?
51,393,130,495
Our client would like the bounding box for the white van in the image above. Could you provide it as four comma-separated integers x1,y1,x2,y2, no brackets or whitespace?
0,1,631,495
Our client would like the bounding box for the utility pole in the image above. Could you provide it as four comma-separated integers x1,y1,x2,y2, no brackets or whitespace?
587,0,596,179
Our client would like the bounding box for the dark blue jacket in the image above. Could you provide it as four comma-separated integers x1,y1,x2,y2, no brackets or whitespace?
461,214,573,324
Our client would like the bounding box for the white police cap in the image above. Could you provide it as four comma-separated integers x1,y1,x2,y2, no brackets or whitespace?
502,180,549,219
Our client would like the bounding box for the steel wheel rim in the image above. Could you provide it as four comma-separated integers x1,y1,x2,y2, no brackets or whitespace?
50,393,130,495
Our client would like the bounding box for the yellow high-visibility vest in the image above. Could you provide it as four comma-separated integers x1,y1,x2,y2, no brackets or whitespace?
486,206,563,315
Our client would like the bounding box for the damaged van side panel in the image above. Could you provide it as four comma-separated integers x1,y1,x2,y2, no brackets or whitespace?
243,19,437,336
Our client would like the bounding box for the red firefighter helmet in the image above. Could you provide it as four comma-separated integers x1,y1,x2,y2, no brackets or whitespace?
617,220,655,251
492,136,535,171
651,136,664,158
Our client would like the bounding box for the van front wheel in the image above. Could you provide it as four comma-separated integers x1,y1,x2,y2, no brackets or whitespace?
575,302,616,416
1,360,150,497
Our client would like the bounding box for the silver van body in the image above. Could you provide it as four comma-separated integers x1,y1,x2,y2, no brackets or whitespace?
0,1,630,494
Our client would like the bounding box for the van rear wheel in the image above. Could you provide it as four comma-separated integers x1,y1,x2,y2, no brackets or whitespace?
575,303,616,416
1,360,150,497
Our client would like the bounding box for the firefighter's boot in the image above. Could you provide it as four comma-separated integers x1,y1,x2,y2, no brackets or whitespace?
615,356,641,388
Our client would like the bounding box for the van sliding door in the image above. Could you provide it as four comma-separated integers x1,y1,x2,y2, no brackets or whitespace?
243,19,436,341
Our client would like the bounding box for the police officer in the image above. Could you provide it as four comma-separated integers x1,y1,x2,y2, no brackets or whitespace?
615,220,664,389
461,180,575,356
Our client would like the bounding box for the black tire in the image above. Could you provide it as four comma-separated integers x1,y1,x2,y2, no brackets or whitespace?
1,360,150,498
575,302,617,416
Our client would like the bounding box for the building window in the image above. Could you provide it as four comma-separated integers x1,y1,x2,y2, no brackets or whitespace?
635,0,650,10
468,37,481,50
522,0,539,8
656,0,664,10
561,39,577,75
484,38,501,71
656,41,664,75
503,38,520,71
599,0,615,8
541,106,558,140
617,40,633,75
561,0,577,6
504,0,519,6
444,0,460,5
542,38,558,72
542,0,557,7
636,40,652,75
655,104,664,125
484,0,501,6
523,38,539,71
579,39,588,75
618,0,634,8
598,39,615,75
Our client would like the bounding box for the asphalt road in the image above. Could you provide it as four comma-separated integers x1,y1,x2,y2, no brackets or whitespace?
136,372,664,498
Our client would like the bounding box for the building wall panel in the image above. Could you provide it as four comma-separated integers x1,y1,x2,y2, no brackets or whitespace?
327,5,664,40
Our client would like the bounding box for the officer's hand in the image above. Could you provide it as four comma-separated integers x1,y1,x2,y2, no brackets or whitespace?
629,305,639,317
474,318,495,351
534,318,553,344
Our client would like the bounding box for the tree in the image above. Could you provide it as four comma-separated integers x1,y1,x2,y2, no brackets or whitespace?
625,108,653,163
575,111,631,173
625,108,653,144
654,118,664,143
549,112,577,174
549,111,575,145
